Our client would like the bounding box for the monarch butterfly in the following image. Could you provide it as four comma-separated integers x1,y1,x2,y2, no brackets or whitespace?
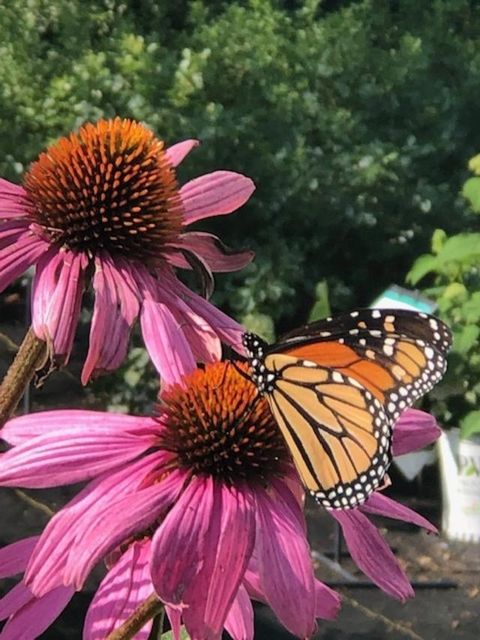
242,308,451,510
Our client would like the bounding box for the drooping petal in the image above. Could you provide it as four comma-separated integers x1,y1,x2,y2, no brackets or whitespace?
180,172,255,225
0,537,38,578
0,585,74,639
0,583,31,621
165,607,182,640
224,585,254,640
0,178,29,219
64,468,187,590
140,298,196,385
165,140,200,167
82,255,140,384
0,228,49,293
0,425,156,488
360,493,437,533
32,248,87,359
2,410,160,446
392,409,441,456
314,581,341,621
332,509,414,601
151,477,256,640
156,272,221,363
254,487,316,638
243,564,340,623
169,232,254,273
84,540,153,640
26,452,169,596
161,268,245,353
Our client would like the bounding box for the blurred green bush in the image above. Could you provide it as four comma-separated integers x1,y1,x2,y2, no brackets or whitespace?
2,0,480,408
407,158,480,439
3,0,480,321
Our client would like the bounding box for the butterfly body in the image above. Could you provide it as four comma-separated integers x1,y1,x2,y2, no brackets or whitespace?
242,309,451,510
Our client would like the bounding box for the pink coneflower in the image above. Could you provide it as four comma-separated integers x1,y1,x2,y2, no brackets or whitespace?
0,362,340,639
329,409,441,600
0,118,254,384
0,537,74,639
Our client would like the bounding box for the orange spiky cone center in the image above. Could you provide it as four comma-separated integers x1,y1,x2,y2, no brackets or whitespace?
160,362,288,484
23,118,183,261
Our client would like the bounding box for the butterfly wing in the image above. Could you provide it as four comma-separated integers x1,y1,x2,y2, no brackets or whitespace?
264,353,393,509
272,309,451,421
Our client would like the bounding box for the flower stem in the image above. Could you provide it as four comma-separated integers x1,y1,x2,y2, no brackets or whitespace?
106,593,164,640
0,328,47,425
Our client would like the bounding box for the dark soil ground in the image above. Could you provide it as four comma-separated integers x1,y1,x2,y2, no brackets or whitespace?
0,308,479,639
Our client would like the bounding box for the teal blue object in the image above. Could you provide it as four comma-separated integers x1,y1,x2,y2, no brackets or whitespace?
370,285,437,314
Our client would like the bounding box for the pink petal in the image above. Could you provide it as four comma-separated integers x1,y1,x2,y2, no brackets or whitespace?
0,426,156,488
180,172,255,225
163,284,221,363
254,487,316,638
360,493,437,533
161,268,245,353
0,537,38,578
165,140,200,167
2,410,160,446
0,228,49,293
0,585,73,639
151,477,256,639
243,563,340,623
140,298,196,385
270,477,307,533
84,540,154,640
314,581,341,620
64,468,187,590
332,509,414,601
169,232,254,273
0,178,29,219
82,256,140,384
392,409,441,456
26,452,169,596
0,583,32,621
32,249,87,359
0,220,33,249
165,607,182,640
224,585,254,640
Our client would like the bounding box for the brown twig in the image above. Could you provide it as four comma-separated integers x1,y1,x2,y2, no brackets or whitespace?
0,328,48,426
13,489,55,518
106,593,164,640
342,593,425,640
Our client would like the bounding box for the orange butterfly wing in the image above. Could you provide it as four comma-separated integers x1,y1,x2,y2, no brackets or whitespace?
264,353,391,509
243,309,451,510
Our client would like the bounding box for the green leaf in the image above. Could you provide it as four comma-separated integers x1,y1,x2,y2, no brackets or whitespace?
462,177,480,212
436,233,480,265
161,628,190,640
442,282,467,301
453,324,480,354
406,254,438,285
431,228,447,254
308,280,331,322
241,313,275,342
461,292,480,324
468,153,480,176
460,411,480,440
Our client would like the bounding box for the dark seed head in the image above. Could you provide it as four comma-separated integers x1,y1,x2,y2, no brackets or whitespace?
159,362,288,485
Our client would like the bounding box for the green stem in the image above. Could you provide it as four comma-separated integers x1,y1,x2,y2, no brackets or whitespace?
106,593,164,640
0,328,47,426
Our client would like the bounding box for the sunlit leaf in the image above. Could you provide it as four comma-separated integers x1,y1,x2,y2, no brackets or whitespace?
460,411,480,440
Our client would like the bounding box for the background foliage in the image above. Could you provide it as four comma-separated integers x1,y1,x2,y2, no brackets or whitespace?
2,0,480,413
408,158,480,438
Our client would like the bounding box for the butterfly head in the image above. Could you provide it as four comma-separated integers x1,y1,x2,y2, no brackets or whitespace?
242,332,275,394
